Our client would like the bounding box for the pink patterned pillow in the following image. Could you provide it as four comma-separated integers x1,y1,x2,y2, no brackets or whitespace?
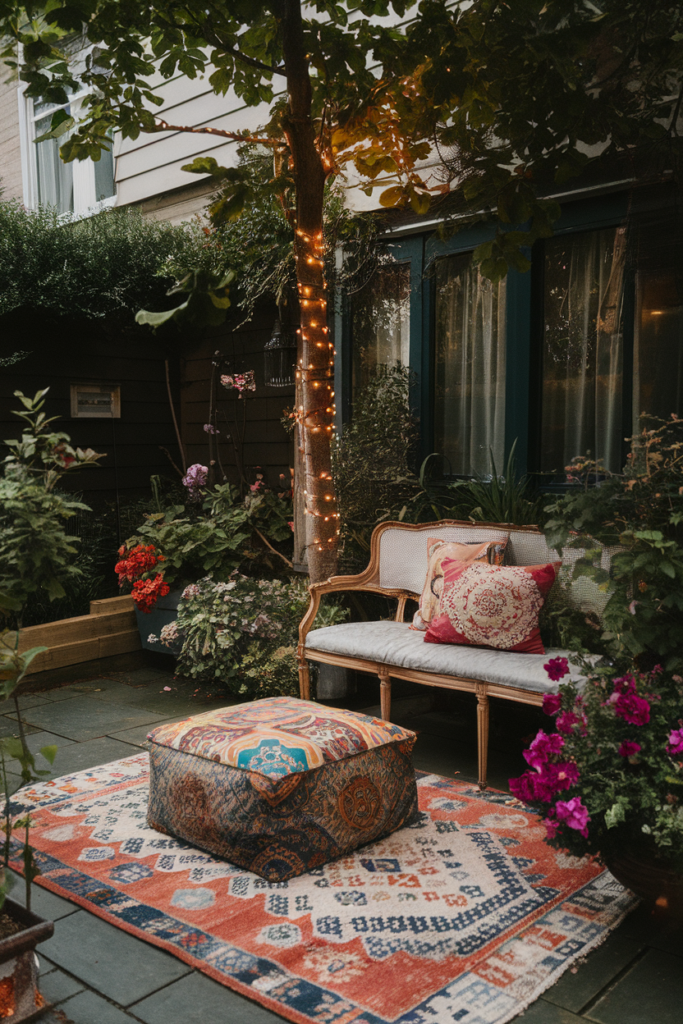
423,558,560,654
412,537,508,631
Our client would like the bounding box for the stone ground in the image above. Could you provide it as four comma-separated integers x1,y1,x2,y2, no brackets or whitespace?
3,662,682,1024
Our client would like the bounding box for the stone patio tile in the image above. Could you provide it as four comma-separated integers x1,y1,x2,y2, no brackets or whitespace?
38,966,85,1006
13,694,54,710
119,690,231,717
0,715,38,738
586,949,683,1023
38,736,147,776
8,868,80,921
108,717,186,748
6,695,169,741
509,997,585,1022
131,970,285,1024
54,989,141,1022
39,910,192,1006
543,921,644,1013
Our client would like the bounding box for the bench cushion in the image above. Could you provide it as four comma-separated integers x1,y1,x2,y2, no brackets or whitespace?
147,698,418,881
306,621,583,694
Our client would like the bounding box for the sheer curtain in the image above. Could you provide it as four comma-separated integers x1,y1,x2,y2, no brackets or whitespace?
541,227,626,474
352,264,410,397
434,254,507,477
34,112,74,214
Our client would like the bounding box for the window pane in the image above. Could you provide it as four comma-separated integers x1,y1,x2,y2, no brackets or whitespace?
540,227,626,475
35,113,74,214
433,253,506,477
94,139,115,202
634,270,683,425
351,263,410,396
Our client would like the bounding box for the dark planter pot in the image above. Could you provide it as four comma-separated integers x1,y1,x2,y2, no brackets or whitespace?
606,851,683,918
136,588,183,656
0,897,54,1021
316,664,356,700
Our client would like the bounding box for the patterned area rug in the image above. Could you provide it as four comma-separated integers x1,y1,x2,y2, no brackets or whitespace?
11,754,636,1024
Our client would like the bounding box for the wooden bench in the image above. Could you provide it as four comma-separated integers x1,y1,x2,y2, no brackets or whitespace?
298,520,608,787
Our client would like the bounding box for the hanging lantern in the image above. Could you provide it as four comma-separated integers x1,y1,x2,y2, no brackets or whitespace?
264,319,297,387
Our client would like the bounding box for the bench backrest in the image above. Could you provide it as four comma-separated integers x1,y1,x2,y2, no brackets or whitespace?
374,520,615,619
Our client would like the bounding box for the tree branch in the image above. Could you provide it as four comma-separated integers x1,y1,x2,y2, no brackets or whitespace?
185,10,287,77
152,118,279,146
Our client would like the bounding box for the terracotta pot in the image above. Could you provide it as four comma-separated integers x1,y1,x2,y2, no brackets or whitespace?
0,897,54,1021
606,851,683,917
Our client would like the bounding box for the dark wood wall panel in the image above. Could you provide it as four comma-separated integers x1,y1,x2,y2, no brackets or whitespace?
180,303,295,490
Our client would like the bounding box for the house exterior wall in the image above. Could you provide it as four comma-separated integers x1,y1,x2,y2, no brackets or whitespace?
0,71,24,201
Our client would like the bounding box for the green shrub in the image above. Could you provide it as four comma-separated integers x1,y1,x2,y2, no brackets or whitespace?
155,575,348,698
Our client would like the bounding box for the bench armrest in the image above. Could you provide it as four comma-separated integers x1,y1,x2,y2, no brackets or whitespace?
298,573,416,650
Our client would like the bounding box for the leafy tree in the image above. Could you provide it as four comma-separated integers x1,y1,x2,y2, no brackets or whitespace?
374,0,683,279
0,0,428,582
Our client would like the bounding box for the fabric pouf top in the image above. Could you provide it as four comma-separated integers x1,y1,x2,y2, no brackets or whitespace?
146,698,419,882
147,696,412,779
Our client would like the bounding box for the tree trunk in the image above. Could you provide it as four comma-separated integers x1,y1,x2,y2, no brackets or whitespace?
281,0,338,583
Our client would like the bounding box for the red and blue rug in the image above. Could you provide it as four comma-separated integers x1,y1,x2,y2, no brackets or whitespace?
11,754,636,1024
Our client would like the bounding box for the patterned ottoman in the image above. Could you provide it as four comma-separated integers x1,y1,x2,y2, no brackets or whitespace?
146,697,418,881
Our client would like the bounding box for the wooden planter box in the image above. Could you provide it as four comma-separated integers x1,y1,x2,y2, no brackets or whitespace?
9,595,141,676
0,897,54,1021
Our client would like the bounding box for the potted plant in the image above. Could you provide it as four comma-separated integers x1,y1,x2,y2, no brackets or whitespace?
117,473,295,652
0,389,102,1018
511,416,683,914
511,656,683,913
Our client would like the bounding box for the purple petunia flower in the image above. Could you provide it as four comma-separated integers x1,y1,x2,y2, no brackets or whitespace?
523,730,565,771
666,727,683,756
542,693,562,716
618,740,641,758
555,796,591,836
614,693,650,726
544,657,570,682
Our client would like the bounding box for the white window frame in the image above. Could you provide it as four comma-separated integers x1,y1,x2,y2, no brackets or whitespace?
18,67,117,218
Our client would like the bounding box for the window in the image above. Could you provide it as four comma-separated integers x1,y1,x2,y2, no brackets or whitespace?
539,227,626,475
25,86,115,215
70,383,120,418
351,263,410,397
433,253,507,477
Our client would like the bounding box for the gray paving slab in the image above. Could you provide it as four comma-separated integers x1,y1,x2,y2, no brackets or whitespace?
7,694,169,741
586,949,683,1023
510,997,585,1023
39,910,192,1006
54,988,141,1022
0,715,38,738
544,924,644,1013
38,965,85,1006
107,717,186,748
131,970,285,1024
8,868,80,921
39,736,148,776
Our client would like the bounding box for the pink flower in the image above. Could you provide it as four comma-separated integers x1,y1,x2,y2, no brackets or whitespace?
288,520,294,531
666,727,683,756
523,730,565,771
543,816,561,839
614,693,650,726
542,693,562,716
509,772,538,803
555,796,591,836
544,657,569,682
203,423,219,434
618,740,641,758
182,463,208,491
556,711,580,735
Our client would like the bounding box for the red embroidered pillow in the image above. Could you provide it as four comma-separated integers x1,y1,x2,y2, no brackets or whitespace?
423,559,560,654
412,537,508,631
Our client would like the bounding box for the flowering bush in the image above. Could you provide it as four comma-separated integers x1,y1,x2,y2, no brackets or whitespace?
510,657,683,866
152,574,348,699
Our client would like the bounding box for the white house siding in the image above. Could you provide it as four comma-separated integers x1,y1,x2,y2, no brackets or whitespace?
0,73,24,201
114,71,271,213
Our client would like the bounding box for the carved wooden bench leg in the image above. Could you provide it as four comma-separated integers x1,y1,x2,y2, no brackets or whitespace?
378,665,392,721
476,683,490,789
297,646,311,700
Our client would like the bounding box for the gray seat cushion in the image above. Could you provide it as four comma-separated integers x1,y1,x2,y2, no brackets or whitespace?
306,621,582,694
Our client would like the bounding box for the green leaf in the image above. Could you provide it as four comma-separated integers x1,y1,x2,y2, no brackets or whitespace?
39,744,58,765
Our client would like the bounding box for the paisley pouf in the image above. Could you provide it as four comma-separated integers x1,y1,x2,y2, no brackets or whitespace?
146,697,418,881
